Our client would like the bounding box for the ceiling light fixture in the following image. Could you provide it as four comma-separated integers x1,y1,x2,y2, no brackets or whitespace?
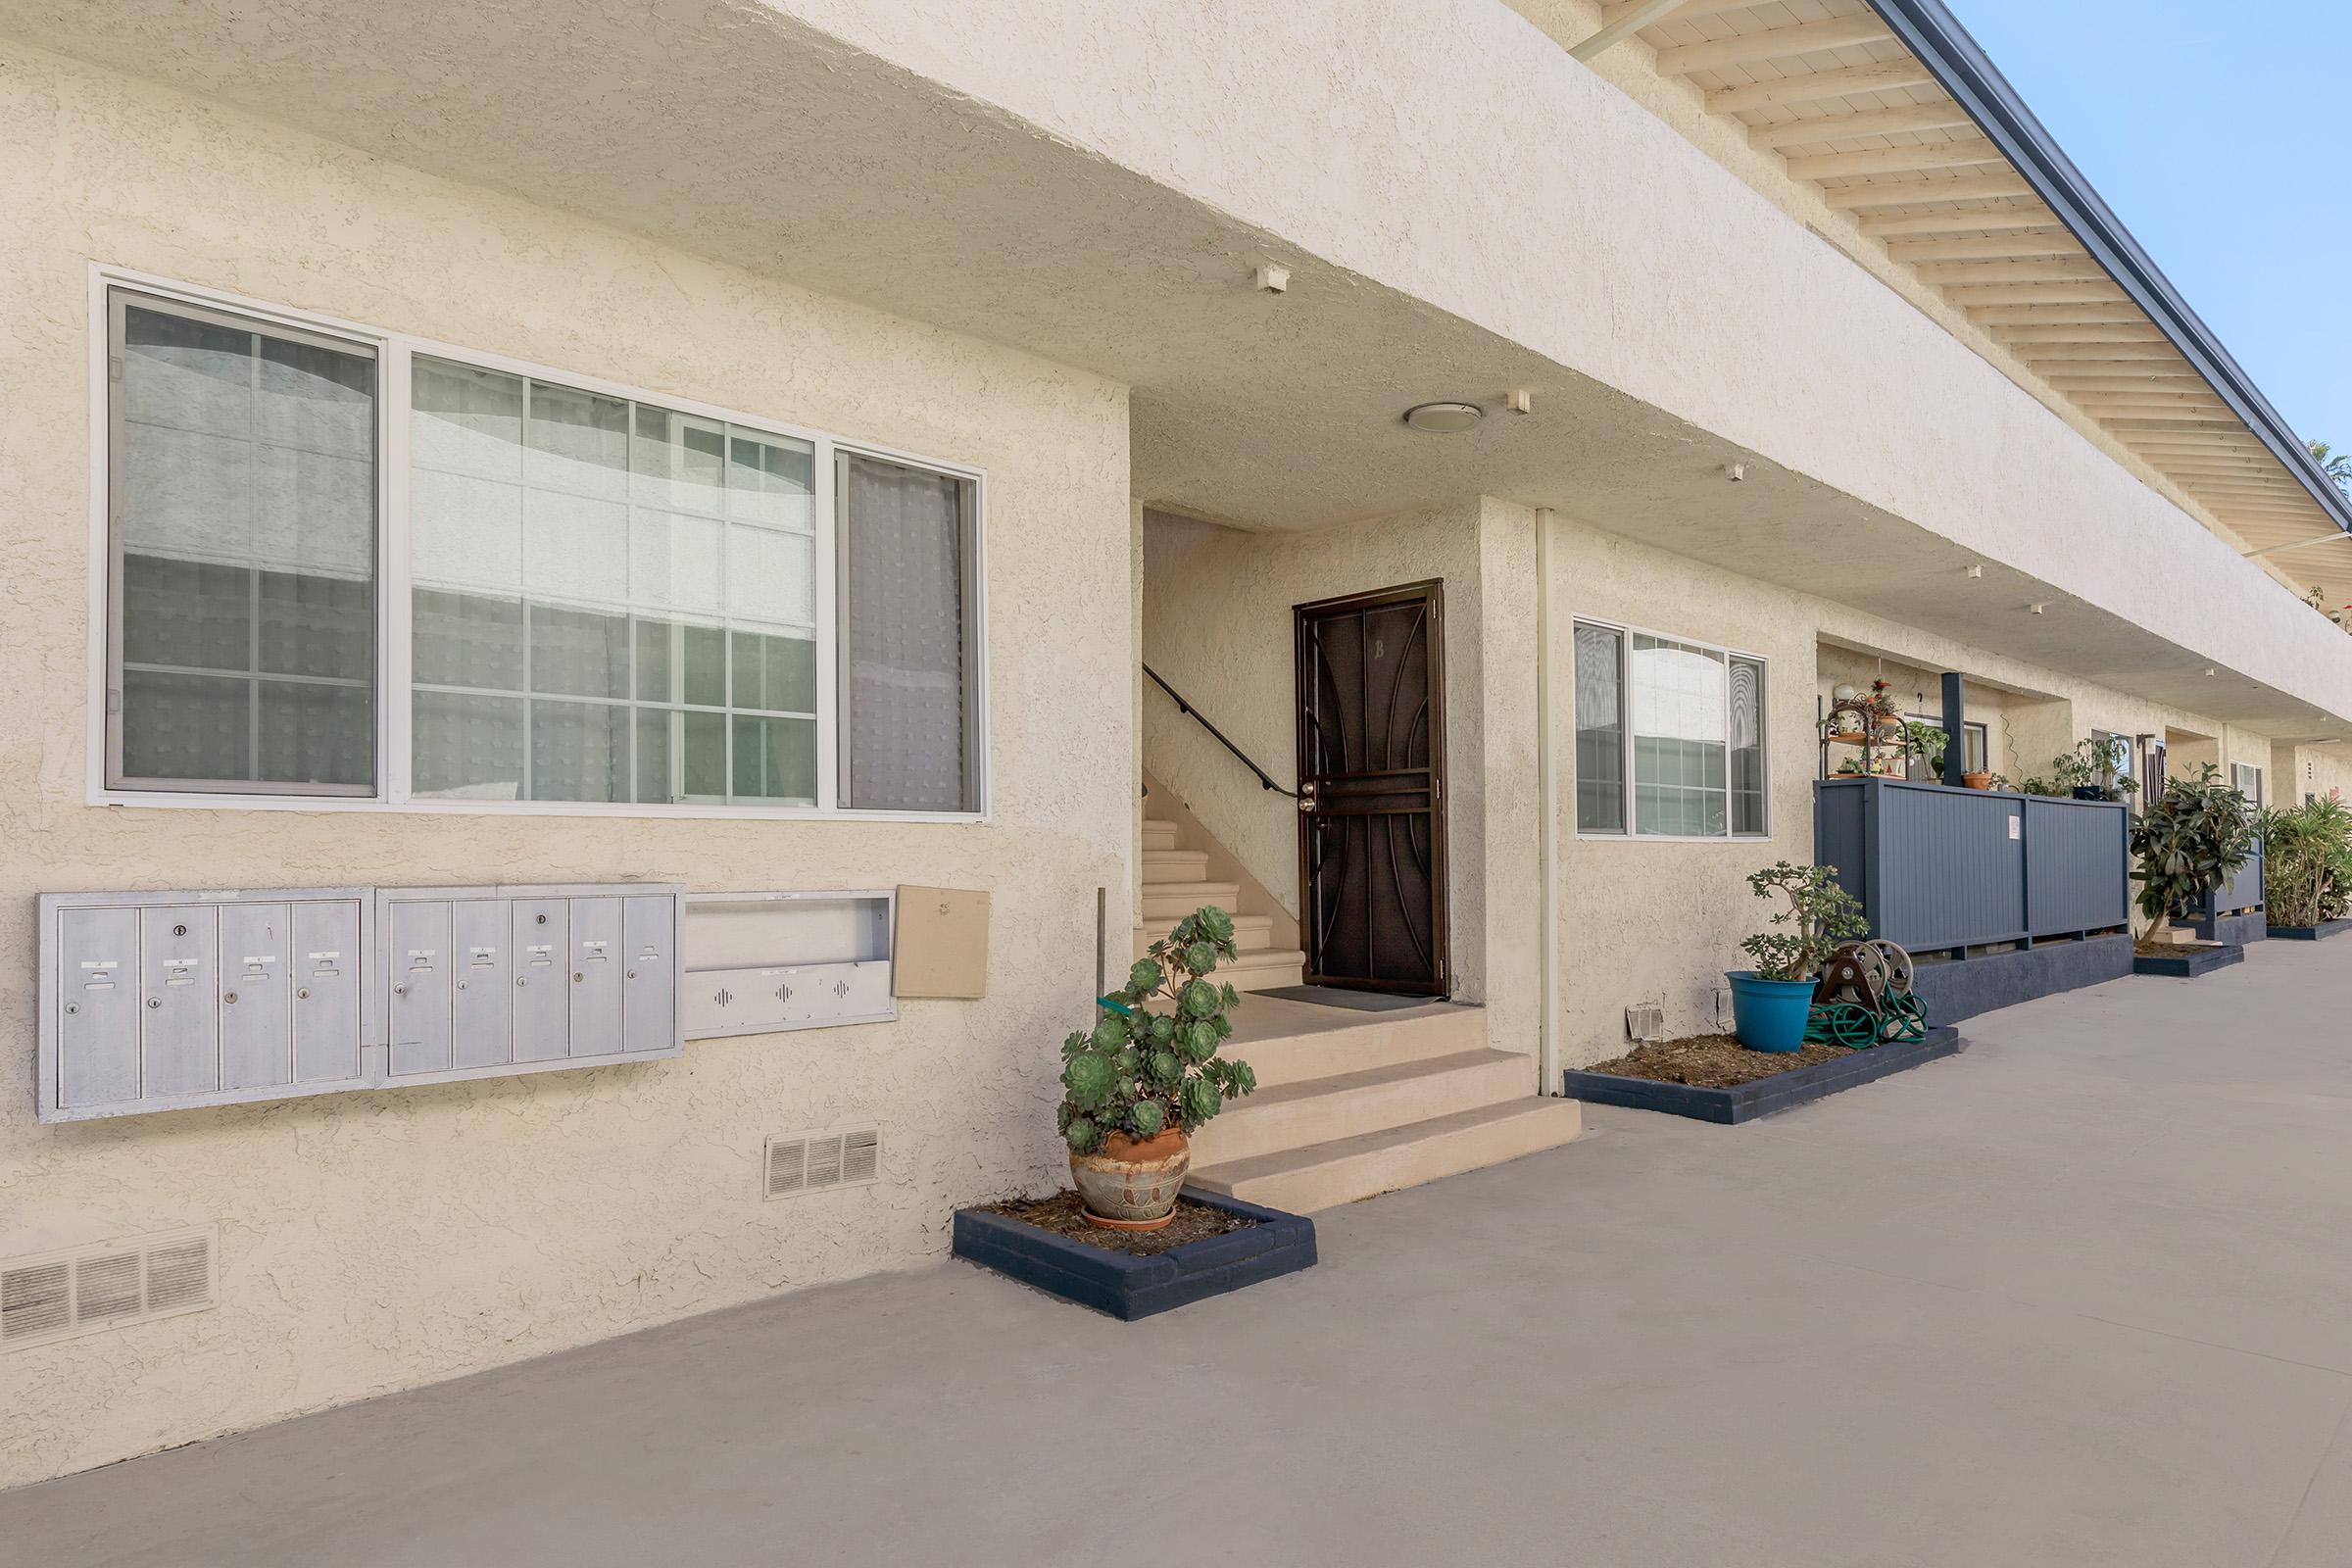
1403,401,1483,433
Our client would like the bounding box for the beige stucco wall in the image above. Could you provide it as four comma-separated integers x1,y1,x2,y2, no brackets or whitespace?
1140,501,1542,1064
0,52,1134,1489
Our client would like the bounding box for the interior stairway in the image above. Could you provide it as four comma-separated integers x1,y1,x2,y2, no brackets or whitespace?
1139,809,1584,1213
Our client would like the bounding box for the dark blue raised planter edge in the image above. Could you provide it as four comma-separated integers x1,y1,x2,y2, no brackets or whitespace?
2188,910,2266,946
2132,945,2244,978
1560,1025,1964,1126
952,1189,1315,1320
2269,919,2352,941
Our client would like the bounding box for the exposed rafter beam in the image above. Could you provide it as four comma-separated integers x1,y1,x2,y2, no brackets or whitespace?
1989,323,2168,343
2009,341,2184,361
1859,206,2059,237
1822,172,2035,208
1968,304,2150,325
1788,139,2006,181
1943,283,2132,306
1913,258,2110,284
1655,17,1895,74
1887,231,2076,262
1571,0,1690,62
2055,377,2238,396
2082,407,2241,424
2244,533,2352,560
1706,61,1941,113
1749,103,1977,149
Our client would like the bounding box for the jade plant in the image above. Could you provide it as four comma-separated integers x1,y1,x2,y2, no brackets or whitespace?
2129,764,2256,940
1739,861,1868,984
1056,906,1257,1154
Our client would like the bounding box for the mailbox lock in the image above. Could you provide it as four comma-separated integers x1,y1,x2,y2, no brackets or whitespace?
573,972,584,983
392,983,407,997
146,998,161,1009
536,913,549,925
457,980,467,991
64,1003,79,1016
516,976,528,988
296,988,311,1001
626,969,637,980
172,923,187,937
223,992,238,1004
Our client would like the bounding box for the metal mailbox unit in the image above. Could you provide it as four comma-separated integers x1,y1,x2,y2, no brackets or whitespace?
682,891,897,1039
35,883,684,1124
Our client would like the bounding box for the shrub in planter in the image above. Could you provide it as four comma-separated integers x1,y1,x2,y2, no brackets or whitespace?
2130,764,2257,943
1057,907,1257,1230
2045,736,2140,805
2258,793,2352,928
1731,862,1867,1054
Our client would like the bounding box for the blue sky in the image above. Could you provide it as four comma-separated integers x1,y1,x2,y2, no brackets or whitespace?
1949,0,2348,451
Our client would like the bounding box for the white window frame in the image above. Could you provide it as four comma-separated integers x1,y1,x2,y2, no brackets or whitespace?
84,267,989,822
1571,616,1771,842
2231,761,2263,807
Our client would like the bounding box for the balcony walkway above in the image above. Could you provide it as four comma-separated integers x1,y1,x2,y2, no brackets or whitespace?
11,947,2352,1565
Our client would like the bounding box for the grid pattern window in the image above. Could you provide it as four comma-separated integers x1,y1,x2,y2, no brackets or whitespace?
107,294,377,793
408,359,817,806
1574,621,1767,840
96,280,987,817
1903,716,1988,783
2232,762,2263,806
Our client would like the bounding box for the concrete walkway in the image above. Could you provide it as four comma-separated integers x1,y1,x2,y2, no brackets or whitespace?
14,943,2352,1567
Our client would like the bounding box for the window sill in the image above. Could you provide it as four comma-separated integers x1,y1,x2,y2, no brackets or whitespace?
88,790,990,826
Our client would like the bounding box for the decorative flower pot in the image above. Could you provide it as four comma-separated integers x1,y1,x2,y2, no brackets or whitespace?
1726,970,1816,1054
1962,771,1992,790
1070,1128,1191,1230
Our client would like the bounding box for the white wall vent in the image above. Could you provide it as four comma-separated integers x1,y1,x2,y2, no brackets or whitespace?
2,1226,216,1351
763,1130,882,1200
1624,1002,1666,1044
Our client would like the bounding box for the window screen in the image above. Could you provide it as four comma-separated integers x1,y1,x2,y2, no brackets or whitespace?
1729,656,1767,835
407,358,817,805
108,294,377,792
838,454,976,812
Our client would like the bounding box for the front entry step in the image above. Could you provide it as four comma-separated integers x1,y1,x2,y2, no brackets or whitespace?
1188,1099,1586,1214
1187,1048,1535,1166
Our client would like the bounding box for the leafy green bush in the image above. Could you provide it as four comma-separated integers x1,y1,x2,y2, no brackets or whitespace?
2259,794,2352,927
1739,861,1868,983
1056,906,1257,1155
2130,764,2257,938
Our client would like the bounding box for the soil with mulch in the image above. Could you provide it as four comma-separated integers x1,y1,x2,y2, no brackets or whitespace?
2133,938,2224,958
1581,1033,1854,1089
980,1191,1257,1257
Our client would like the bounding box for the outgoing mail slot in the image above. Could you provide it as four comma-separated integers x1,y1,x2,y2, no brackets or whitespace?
218,903,293,1091
511,899,567,1062
141,906,219,1099
57,906,140,1108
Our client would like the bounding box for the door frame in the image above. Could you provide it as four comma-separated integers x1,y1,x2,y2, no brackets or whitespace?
1292,579,1450,996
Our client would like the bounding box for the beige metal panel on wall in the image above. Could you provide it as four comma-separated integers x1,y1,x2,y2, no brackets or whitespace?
893,887,990,1000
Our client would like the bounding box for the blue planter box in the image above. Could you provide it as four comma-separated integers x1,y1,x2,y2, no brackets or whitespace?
2270,919,2352,941
1561,1026,1964,1126
2132,945,2243,978
952,1191,1315,1320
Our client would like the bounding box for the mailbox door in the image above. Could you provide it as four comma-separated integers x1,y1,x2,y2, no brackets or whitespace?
451,899,514,1069
292,900,362,1084
141,906,220,1099
57,906,141,1109
566,897,624,1058
386,900,453,1077
511,899,567,1061
623,896,676,1054
218,903,294,1091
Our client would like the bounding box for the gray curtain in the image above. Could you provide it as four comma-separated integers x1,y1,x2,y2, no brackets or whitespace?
841,456,971,811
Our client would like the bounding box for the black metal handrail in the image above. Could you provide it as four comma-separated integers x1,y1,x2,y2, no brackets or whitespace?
1142,664,1298,798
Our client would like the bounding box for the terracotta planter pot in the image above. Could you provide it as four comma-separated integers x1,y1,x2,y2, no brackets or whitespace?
1070,1128,1191,1230
1962,771,1993,790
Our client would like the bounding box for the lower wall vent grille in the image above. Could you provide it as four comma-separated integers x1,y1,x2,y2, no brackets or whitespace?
763,1129,882,1200
1624,1002,1666,1044
3,1226,216,1351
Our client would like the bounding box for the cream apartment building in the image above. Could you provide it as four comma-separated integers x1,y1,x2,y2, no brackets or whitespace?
5,0,2352,1488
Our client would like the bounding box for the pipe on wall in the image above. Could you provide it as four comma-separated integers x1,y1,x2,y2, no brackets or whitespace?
1536,508,1561,1096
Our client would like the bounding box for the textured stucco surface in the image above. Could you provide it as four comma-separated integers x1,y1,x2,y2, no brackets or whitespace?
0,51,1133,1489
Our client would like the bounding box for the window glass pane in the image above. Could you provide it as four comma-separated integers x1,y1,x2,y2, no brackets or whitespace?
1729,656,1766,836
410,357,814,804
412,691,524,799
841,455,972,811
1631,635,1728,837
114,297,376,790
1573,624,1625,833
733,714,817,805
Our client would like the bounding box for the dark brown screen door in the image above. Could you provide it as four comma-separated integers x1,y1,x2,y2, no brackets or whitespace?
1295,581,1448,996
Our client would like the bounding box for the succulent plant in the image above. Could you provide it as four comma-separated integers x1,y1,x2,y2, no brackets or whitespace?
1055,906,1256,1155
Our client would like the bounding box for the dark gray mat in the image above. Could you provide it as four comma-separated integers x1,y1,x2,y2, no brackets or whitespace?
1252,985,1431,1012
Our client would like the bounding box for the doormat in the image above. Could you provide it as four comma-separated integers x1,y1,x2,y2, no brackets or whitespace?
1253,985,1430,1012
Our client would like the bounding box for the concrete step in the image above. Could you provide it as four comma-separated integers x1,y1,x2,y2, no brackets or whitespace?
1142,849,1209,884
1135,912,1274,958
1222,948,1306,993
1188,1097,1586,1213
1218,998,1488,1088
1142,881,1241,922
1142,819,1179,851
1187,1048,1533,1167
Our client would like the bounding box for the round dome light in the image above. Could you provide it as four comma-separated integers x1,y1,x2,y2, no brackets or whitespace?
1403,401,1484,433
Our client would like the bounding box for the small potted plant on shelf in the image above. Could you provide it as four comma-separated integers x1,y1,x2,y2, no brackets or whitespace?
1057,907,1257,1230
1729,862,1868,1054
2130,765,2255,947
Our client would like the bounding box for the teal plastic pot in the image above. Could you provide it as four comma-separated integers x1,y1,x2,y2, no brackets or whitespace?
1726,971,1816,1054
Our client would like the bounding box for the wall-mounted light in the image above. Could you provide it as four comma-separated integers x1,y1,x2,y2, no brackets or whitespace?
1403,402,1483,433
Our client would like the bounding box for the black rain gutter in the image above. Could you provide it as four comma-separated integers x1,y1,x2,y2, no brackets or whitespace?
1865,0,2352,538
